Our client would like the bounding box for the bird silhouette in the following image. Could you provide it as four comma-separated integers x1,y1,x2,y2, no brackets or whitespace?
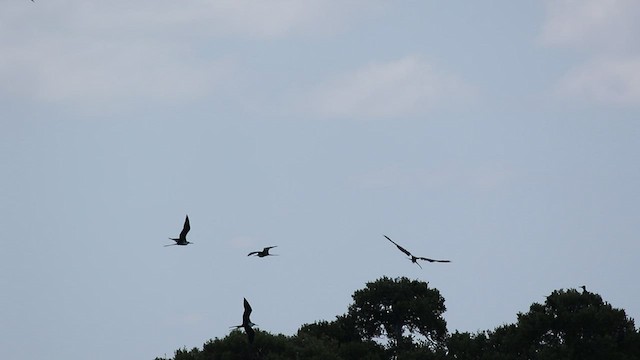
230,298,256,344
164,215,192,246
580,285,588,294
384,235,450,268
247,246,277,257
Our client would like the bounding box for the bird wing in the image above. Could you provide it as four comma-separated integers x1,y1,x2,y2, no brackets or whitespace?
242,298,253,324
247,251,259,256
263,246,277,251
179,215,190,238
384,235,412,257
416,257,451,263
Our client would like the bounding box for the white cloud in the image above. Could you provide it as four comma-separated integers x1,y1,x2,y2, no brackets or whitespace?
0,38,235,105
0,0,372,107
197,0,344,39
308,56,474,118
539,0,640,51
61,0,350,39
555,56,640,106
539,0,640,107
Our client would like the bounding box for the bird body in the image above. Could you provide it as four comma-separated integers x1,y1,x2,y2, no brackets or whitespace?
230,298,256,344
248,246,277,257
384,235,450,268
165,215,192,246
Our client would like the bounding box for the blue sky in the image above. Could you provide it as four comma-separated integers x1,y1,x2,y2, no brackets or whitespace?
1,1,639,359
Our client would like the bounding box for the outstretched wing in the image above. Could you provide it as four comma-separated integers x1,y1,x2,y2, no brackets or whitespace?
179,215,190,238
247,251,259,256
164,238,179,247
416,257,451,263
263,246,277,251
384,235,412,257
243,298,253,324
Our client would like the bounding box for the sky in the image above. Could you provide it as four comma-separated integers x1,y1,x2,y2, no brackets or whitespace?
1,1,639,359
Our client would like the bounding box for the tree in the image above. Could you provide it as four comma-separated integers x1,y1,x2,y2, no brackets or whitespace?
156,284,640,360
447,331,488,360
481,324,522,360
481,288,640,360
297,315,386,359
347,276,448,357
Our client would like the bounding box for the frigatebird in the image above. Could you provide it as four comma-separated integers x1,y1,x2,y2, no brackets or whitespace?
165,215,192,246
384,235,450,268
247,246,277,257
230,298,256,344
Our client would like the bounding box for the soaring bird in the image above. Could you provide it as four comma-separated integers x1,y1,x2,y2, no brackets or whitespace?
384,235,450,268
165,215,192,246
247,246,277,257
230,298,256,344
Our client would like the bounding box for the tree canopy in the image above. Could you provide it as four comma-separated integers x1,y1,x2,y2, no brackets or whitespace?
475,288,640,360
348,276,447,355
156,279,640,360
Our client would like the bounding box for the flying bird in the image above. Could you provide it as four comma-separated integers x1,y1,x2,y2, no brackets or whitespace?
165,215,192,246
230,298,256,344
247,246,277,257
384,235,450,268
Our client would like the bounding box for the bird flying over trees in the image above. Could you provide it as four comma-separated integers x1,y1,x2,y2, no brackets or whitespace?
230,298,256,344
165,215,192,246
384,235,450,268
247,246,277,257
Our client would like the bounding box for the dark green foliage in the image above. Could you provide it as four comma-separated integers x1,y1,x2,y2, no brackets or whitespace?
481,324,523,360
479,289,640,360
296,315,386,359
157,282,640,360
347,276,447,355
447,331,488,360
